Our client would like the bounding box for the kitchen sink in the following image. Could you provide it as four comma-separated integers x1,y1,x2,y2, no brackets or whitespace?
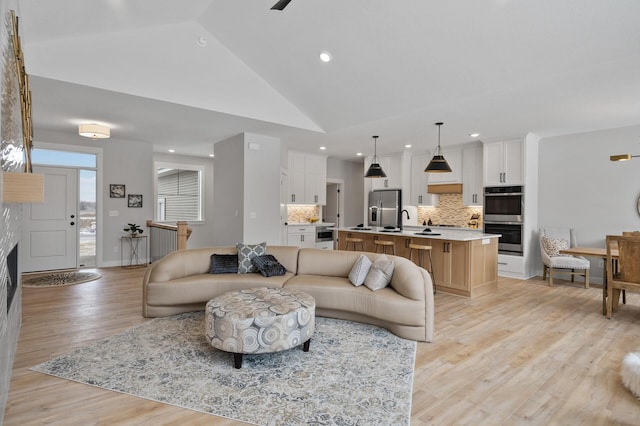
381,229,402,233
414,232,442,236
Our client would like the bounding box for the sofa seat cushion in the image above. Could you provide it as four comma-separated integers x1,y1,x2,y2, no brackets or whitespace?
146,272,293,306
284,274,426,327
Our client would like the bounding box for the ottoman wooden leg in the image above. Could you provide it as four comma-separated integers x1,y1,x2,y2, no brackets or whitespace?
303,339,311,352
233,353,243,369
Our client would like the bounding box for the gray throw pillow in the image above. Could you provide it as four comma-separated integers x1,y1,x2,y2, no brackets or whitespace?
209,254,238,274
236,242,267,274
348,254,372,286
364,255,394,291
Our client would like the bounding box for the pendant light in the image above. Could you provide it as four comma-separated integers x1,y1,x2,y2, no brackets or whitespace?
425,122,452,173
364,135,387,178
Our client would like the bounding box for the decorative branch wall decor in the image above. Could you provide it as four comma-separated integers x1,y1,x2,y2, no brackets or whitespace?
10,10,33,173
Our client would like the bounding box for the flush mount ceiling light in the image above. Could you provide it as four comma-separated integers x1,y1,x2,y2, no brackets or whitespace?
319,51,332,63
78,123,110,140
364,135,387,178
425,122,452,173
469,133,480,138
610,154,640,161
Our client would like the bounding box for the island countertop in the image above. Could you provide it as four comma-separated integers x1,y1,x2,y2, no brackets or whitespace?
333,226,501,242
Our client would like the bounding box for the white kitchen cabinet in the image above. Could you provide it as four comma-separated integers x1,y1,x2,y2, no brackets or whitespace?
288,152,327,204
371,154,402,190
426,148,462,184
287,226,316,248
410,152,438,206
462,144,483,206
483,139,523,186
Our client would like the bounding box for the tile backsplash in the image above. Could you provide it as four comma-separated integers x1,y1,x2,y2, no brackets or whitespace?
417,194,483,228
287,205,320,224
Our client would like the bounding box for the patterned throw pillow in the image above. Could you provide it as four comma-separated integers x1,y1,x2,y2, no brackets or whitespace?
251,254,287,277
364,255,395,291
348,254,372,286
236,242,267,274
541,236,569,257
209,254,238,274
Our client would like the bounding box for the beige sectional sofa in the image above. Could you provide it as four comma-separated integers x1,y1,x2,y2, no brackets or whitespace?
143,246,434,342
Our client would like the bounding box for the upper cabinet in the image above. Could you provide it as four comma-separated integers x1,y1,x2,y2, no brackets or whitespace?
483,139,523,186
370,154,403,190
462,145,483,206
426,148,462,184
288,152,327,205
410,153,438,206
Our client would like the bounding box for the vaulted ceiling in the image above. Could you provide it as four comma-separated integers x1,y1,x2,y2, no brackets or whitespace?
18,0,640,159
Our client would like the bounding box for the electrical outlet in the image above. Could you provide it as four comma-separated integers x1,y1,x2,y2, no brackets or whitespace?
114,246,119,253
598,259,604,268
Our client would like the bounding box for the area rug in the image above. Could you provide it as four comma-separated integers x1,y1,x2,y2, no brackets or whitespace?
21,271,101,287
31,312,416,425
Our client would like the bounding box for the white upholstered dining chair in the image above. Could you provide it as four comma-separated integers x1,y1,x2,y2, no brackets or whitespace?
539,228,590,288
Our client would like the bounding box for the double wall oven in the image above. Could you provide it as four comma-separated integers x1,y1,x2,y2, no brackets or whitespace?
483,185,524,255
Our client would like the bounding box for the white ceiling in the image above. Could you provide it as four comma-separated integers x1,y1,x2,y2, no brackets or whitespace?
18,0,640,160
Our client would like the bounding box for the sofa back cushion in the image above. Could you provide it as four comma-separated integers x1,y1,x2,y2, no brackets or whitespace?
297,249,368,277
147,246,299,283
297,249,425,301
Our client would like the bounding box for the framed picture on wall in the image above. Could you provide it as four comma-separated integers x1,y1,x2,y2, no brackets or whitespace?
128,194,143,208
109,184,125,198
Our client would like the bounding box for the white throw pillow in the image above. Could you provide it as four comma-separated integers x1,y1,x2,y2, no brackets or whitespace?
364,255,394,291
348,254,372,286
542,236,569,257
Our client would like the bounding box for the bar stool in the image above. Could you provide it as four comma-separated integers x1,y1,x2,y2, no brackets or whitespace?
374,239,396,255
408,243,436,294
344,237,364,251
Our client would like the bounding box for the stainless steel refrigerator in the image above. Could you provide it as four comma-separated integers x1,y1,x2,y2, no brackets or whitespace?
368,189,402,229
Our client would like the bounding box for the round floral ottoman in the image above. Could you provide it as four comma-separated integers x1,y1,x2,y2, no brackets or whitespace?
205,287,315,368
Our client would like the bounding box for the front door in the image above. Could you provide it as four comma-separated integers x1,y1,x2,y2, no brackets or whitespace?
22,166,78,272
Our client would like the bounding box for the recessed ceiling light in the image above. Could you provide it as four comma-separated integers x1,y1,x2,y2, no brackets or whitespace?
469,133,480,138
168,149,175,153
319,51,332,63
356,152,363,156
404,144,412,149
320,146,326,150
197,36,207,47
209,153,215,158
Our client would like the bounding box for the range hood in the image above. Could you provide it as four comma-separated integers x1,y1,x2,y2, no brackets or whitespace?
427,183,463,194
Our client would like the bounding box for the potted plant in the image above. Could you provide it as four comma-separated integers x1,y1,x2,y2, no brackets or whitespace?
123,223,144,237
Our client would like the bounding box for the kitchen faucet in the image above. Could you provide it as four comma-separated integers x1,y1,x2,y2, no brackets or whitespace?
400,209,410,230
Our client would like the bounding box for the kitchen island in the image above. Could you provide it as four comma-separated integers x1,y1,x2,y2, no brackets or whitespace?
336,227,500,298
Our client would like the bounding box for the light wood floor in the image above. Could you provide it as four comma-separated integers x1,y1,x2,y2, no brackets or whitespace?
4,268,640,425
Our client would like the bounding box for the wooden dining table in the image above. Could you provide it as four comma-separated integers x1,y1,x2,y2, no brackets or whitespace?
559,246,619,315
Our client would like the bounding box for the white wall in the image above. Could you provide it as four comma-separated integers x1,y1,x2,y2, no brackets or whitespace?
538,124,640,283
243,133,281,244
33,128,154,267
212,134,244,245
327,158,365,227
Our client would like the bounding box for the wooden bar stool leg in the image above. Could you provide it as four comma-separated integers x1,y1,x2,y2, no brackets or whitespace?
427,249,436,294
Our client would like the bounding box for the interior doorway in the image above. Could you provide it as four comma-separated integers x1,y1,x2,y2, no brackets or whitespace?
323,179,344,228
